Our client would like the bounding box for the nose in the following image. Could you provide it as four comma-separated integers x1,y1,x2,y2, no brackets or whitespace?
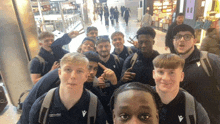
129,117,140,124
162,72,170,80
141,42,147,47
49,40,53,45
70,71,76,79
90,69,95,75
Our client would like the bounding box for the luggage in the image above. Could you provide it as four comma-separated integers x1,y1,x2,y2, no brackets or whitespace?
0,85,8,113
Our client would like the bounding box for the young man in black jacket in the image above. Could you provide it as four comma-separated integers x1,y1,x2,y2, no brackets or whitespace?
173,24,220,124
165,13,184,53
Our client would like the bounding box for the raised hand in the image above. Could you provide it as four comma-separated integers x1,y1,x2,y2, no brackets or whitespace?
68,28,84,38
121,67,136,82
50,61,60,71
98,62,117,85
127,37,139,48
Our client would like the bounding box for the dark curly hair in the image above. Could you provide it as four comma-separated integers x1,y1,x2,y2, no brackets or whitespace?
83,51,100,63
136,26,156,39
110,82,162,113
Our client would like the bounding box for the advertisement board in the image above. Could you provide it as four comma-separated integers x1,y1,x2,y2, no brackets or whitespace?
185,0,195,19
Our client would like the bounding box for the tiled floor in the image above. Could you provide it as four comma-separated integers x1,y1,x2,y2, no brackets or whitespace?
0,15,169,124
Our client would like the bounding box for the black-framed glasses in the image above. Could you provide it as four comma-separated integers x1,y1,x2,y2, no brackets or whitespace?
174,34,194,41
96,35,110,41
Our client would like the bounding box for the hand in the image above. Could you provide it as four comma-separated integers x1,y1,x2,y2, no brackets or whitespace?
98,62,117,85
121,67,136,82
127,37,139,48
50,61,60,71
97,76,106,89
68,28,84,38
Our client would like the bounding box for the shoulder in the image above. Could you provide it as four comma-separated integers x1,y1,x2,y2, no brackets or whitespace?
195,101,210,124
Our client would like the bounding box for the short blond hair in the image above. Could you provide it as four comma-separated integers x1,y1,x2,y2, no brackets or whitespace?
60,52,89,69
153,53,185,69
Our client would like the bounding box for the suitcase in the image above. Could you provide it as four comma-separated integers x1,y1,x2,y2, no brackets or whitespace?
0,85,8,113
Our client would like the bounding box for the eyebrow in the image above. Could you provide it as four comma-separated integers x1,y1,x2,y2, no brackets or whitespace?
118,105,152,110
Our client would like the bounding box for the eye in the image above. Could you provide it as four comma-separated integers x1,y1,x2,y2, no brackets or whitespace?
157,70,164,75
139,113,151,121
119,113,130,121
65,68,72,73
77,70,84,73
169,71,175,75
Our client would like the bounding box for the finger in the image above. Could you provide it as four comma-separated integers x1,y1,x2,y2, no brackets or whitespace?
127,40,134,44
129,37,134,42
79,31,85,35
98,62,107,70
78,28,84,32
126,67,133,72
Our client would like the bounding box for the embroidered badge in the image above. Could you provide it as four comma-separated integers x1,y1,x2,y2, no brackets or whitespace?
197,61,201,67
113,65,116,68
178,115,184,122
82,110,87,117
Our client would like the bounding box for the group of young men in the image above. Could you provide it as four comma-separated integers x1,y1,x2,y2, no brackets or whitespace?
18,19,220,124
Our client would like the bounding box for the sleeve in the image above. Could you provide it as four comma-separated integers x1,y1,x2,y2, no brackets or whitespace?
200,37,209,51
51,33,72,47
95,99,108,124
165,24,174,47
29,95,45,124
30,58,42,74
196,101,210,124
119,55,132,86
210,54,220,89
118,58,125,80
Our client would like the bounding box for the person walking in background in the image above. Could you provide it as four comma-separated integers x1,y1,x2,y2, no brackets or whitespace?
165,13,184,53
141,9,152,27
200,28,220,56
104,6,109,26
98,7,103,21
123,8,130,26
114,7,119,23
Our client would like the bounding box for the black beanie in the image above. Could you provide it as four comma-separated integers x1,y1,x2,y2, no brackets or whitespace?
172,24,195,38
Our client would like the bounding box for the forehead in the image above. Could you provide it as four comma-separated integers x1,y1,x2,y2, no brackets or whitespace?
89,61,98,67
88,30,98,33
177,15,184,18
43,36,54,40
138,34,154,41
61,61,88,68
82,40,95,45
116,90,155,106
176,31,193,35
155,67,183,71
97,41,110,46
112,34,124,39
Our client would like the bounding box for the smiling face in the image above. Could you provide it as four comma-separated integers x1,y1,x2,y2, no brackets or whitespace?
112,34,125,51
39,36,54,52
113,90,159,124
81,40,95,53
138,34,154,56
173,31,196,56
87,61,98,83
96,41,111,58
58,62,89,90
153,67,184,94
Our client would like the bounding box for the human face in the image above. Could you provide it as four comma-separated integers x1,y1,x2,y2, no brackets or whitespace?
153,67,184,94
58,62,89,90
87,30,98,38
87,61,98,82
176,16,184,25
113,90,159,124
173,31,196,56
112,35,125,51
138,34,154,56
96,42,111,58
81,40,95,53
39,36,54,52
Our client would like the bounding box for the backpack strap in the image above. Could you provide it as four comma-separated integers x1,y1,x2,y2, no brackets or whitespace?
35,55,46,74
127,46,133,55
112,54,120,68
130,53,138,69
200,51,213,77
182,89,196,124
38,88,56,124
86,89,98,124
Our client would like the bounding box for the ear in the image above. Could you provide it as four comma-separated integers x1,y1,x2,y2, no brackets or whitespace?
180,71,184,82
193,38,197,45
112,109,116,124
152,70,156,79
152,40,155,45
58,68,61,78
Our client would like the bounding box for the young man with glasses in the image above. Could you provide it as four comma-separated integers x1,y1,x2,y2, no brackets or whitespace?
173,24,220,124
111,31,137,60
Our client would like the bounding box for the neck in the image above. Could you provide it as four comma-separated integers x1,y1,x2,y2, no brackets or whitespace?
156,87,179,104
176,22,182,25
59,86,83,110
115,46,124,54
99,54,110,63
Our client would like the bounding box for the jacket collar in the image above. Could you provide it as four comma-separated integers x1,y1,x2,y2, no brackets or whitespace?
185,46,200,64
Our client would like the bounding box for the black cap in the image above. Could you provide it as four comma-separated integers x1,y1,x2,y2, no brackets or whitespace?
81,37,95,45
172,24,195,37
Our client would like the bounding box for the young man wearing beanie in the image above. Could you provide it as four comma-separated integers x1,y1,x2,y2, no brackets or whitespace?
172,24,220,124
120,26,159,86
77,37,96,53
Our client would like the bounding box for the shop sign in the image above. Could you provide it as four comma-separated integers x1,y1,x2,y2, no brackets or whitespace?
185,0,195,19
